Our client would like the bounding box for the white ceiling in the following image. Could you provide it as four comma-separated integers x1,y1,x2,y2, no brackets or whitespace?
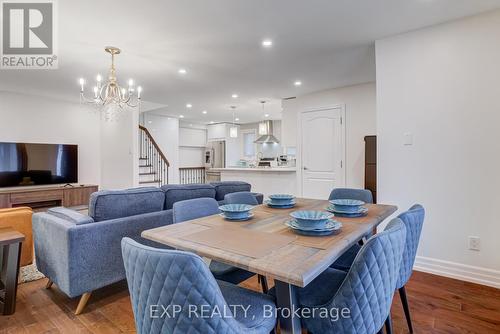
1,0,500,123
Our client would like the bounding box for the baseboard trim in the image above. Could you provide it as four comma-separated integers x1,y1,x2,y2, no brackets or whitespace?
414,256,500,289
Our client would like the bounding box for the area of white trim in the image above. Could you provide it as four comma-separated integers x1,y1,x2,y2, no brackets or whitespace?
414,256,500,289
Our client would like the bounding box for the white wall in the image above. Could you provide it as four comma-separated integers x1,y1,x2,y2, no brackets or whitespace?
179,123,207,169
100,108,139,190
282,82,376,190
143,113,180,184
0,91,101,185
376,10,500,287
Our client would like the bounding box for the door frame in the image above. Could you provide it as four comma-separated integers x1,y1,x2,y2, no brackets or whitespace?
297,104,346,197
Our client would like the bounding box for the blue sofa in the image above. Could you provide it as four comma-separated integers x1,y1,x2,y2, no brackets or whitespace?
32,181,262,314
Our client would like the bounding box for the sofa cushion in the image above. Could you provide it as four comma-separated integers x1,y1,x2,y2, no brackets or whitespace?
161,184,216,210
89,187,165,222
48,207,94,225
210,181,251,201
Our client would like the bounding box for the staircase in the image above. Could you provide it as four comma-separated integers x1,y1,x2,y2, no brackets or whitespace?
138,125,169,187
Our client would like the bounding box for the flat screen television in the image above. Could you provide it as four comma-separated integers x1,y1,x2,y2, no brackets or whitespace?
0,142,78,187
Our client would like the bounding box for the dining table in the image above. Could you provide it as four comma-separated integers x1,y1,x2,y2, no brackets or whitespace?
142,197,397,334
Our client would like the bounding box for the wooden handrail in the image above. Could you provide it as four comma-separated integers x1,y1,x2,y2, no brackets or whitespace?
139,125,170,167
179,167,205,170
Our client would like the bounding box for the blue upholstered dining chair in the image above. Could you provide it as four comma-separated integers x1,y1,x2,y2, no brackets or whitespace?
328,187,374,204
121,238,277,334
172,198,256,286
329,187,374,271
224,192,259,206
292,218,406,334
331,204,425,333
394,204,425,333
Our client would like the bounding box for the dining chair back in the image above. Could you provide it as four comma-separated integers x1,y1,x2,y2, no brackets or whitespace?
301,218,406,334
121,238,276,334
397,204,425,288
329,188,374,203
395,204,425,333
172,197,220,223
224,192,259,205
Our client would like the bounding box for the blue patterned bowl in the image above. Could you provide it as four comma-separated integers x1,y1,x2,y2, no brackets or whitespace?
289,210,334,229
329,199,365,213
219,204,254,219
268,194,295,205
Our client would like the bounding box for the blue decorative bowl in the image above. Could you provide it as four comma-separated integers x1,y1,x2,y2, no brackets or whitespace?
265,200,296,209
329,199,365,213
269,194,295,205
285,219,343,236
219,204,254,219
289,210,334,229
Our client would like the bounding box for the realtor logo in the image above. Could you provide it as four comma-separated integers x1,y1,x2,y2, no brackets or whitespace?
1,0,58,69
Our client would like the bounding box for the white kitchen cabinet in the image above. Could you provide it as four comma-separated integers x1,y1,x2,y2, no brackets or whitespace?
207,123,228,140
179,127,207,147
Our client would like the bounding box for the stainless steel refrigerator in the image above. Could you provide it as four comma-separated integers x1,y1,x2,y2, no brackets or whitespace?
205,140,225,182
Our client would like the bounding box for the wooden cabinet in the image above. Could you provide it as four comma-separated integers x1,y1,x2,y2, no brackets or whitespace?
0,185,98,211
364,136,377,203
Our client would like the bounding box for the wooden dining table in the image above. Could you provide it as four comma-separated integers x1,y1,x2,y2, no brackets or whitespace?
142,198,397,334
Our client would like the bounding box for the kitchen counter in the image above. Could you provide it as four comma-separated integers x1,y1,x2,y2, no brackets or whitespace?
210,167,296,172
211,167,298,197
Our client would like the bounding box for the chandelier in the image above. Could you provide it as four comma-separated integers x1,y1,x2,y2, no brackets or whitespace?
79,46,142,119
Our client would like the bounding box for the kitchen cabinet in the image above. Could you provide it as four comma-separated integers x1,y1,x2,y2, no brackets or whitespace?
179,127,207,147
207,123,227,140
207,123,239,141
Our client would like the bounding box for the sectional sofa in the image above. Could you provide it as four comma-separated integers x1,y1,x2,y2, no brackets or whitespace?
32,181,262,314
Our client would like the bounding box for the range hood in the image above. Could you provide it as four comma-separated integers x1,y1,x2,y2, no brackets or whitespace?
254,120,280,144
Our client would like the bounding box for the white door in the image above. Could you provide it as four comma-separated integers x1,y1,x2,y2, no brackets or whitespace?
301,106,345,199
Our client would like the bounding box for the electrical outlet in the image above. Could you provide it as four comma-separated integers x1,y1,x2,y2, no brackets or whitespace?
468,236,481,251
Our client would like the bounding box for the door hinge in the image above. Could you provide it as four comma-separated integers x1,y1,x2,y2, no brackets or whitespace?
341,160,343,168
340,117,343,125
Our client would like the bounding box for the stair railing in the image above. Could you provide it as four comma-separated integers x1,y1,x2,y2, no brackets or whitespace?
179,167,206,184
139,125,170,187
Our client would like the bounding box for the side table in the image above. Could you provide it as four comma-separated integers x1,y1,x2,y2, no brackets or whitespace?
0,227,25,315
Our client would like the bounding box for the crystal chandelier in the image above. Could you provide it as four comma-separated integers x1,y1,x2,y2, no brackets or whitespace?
79,46,142,120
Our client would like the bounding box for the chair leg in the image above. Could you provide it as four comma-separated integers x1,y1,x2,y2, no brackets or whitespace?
385,314,393,334
75,292,92,315
259,274,269,294
399,286,414,333
45,279,53,289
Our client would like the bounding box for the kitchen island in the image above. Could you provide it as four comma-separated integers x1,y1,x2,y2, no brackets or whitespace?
210,167,297,197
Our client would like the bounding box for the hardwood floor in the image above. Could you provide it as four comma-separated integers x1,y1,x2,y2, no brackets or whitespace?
1,271,499,333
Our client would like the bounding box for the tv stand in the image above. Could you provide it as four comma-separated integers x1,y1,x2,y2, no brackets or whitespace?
0,184,98,212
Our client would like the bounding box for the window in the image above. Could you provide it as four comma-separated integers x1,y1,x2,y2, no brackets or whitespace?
243,131,256,157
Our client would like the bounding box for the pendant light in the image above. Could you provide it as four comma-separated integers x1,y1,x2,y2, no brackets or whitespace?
258,101,268,135
229,105,238,138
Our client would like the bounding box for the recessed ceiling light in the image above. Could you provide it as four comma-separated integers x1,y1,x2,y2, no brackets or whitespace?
147,120,152,124
235,118,240,121
179,115,184,118
294,80,302,86
202,110,207,114
264,114,270,118
178,68,187,74
262,39,273,47
189,124,193,127
231,94,238,99
210,121,214,124
186,103,192,108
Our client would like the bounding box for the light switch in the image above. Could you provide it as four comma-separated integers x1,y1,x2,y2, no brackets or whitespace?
404,132,413,146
